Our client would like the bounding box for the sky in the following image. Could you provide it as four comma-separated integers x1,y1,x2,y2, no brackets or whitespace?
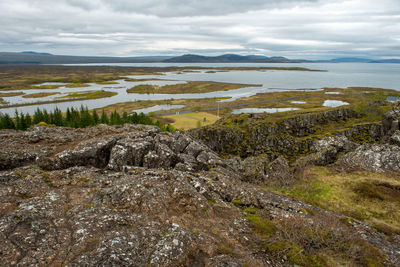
0,0,399,59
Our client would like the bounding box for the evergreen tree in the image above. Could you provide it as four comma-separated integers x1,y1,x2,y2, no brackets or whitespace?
20,113,28,130
42,109,50,124
25,113,32,129
122,112,128,124
33,108,43,124
14,111,21,130
0,113,15,129
112,110,122,125
52,107,63,126
92,110,99,125
100,110,109,124
65,108,72,126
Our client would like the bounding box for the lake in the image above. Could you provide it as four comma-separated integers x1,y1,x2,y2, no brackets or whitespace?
1,63,399,115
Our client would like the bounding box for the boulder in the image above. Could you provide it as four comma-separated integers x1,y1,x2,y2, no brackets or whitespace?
336,144,400,173
310,136,358,165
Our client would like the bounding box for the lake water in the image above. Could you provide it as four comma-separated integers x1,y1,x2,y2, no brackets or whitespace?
232,107,300,114
322,100,349,107
1,62,399,115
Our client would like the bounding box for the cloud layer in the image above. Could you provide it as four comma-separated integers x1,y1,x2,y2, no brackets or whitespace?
1,0,399,59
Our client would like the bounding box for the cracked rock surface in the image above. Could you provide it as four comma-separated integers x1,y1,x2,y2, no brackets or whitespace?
0,124,399,266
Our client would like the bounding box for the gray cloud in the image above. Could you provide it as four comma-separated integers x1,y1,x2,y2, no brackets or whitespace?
0,0,399,59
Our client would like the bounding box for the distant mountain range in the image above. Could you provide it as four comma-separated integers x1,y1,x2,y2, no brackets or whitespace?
0,52,399,64
163,54,307,63
0,52,171,64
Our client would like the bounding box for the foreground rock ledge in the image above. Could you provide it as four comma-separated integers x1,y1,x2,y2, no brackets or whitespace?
0,124,398,266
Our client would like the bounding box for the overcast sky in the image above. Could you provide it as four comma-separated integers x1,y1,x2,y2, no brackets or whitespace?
1,0,399,59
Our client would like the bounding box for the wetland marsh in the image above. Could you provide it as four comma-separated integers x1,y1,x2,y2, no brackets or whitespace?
0,64,399,129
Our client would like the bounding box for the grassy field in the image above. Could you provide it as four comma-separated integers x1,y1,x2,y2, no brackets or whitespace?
23,92,60,98
268,166,400,235
64,83,90,88
127,81,261,94
161,112,220,130
30,84,63,90
0,92,25,97
57,90,117,99
96,81,120,85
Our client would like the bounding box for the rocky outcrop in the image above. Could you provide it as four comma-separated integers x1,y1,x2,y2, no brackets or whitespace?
227,155,293,186
0,124,224,173
189,108,366,159
0,125,399,266
309,136,359,165
382,103,400,136
336,144,400,173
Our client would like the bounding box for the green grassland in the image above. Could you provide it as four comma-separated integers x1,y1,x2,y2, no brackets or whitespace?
161,112,221,130
23,92,60,98
0,92,25,97
268,166,400,236
56,90,117,99
126,81,261,94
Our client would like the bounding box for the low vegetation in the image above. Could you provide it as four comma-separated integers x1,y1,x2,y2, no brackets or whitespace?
0,92,25,97
56,90,117,99
96,81,119,85
22,92,59,98
0,106,175,132
242,204,388,266
30,84,63,90
161,111,220,130
64,83,90,88
268,166,400,236
127,81,261,94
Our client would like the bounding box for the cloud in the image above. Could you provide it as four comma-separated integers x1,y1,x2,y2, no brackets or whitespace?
99,0,319,17
0,0,399,59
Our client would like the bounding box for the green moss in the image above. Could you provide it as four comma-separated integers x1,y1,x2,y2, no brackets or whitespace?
245,213,277,238
231,199,242,207
78,177,91,182
243,206,259,214
207,197,216,205
42,172,54,187
268,241,309,265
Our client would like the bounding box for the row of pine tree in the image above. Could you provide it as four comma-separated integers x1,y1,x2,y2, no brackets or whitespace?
0,106,175,132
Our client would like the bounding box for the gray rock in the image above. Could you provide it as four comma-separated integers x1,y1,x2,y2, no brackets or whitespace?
336,144,400,173
311,136,358,165
0,124,399,266
389,130,400,146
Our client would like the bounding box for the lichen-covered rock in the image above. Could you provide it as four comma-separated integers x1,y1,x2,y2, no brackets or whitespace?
389,130,400,146
336,144,400,173
0,125,398,266
189,108,362,159
310,136,359,165
382,104,400,136
234,155,293,186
